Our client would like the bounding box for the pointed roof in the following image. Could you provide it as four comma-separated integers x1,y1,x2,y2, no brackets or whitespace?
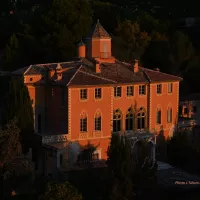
87,19,111,39
77,39,85,46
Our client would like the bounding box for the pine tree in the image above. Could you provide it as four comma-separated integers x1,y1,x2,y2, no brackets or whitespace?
1,76,34,153
2,34,20,70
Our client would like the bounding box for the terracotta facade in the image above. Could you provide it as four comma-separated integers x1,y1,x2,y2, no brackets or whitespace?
12,21,182,161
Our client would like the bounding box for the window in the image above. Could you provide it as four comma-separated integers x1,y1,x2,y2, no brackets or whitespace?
113,109,122,132
95,88,102,99
183,107,188,114
95,112,101,131
156,109,161,124
139,85,146,95
77,151,99,163
157,84,162,94
103,43,108,58
80,113,87,132
127,86,134,96
168,83,173,93
30,78,33,81
125,108,134,131
114,86,122,97
80,89,87,100
137,107,146,129
38,114,41,133
167,108,172,123
193,106,197,113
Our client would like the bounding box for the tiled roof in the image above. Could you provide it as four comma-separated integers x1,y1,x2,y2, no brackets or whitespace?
13,58,182,86
87,20,111,39
12,67,29,75
25,65,48,75
140,67,183,82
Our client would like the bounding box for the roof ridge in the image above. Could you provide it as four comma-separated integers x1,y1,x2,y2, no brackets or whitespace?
141,67,183,80
30,60,82,67
24,65,32,75
67,64,82,86
79,70,117,83
142,70,151,82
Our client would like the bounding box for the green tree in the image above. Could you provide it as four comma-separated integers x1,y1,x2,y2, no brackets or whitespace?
0,118,21,172
137,11,170,33
37,0,92,62
1,77,34,153
2,34,20,70
167,129,200,173
115,20,151,60
40,181,83,200
107,134,134,200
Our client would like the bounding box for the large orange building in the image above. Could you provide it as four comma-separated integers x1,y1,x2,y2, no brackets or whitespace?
13,21,182,176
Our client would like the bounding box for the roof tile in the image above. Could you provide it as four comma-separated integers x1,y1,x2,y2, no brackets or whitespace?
87,20,110,39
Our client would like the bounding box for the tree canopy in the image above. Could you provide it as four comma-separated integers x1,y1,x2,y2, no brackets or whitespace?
41,181,83,200
0,0,200,92
1,76,34,153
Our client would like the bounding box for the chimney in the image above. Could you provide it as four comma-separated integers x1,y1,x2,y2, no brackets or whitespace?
95,61,101,73
77,40,86,58
154,68,160,72
133,59,139,73
56,63,62,80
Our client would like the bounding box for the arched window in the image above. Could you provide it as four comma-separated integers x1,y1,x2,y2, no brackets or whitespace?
95,112,101,131
125,108,134,131
113,109,122,132
156,108,161,124
80,112,87,132
137,107,146,129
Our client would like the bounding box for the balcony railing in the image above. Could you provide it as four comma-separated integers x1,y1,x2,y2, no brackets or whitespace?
42,134,69,144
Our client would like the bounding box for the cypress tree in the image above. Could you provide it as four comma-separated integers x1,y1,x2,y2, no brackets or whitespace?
1,76,34,153
107,134,134,200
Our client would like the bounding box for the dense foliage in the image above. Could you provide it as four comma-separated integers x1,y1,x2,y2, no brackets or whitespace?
107,134,157,199
0,118,21,168
167,129,200,173
40,181,83,200
0,0,199,94
1,77,34,153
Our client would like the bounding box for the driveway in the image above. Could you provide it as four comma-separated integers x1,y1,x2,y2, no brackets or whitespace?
157,161,200,191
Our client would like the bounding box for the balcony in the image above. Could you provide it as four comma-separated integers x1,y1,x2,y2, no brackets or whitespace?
41,133,69,144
